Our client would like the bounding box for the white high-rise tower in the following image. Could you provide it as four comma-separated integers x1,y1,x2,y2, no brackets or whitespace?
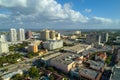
0,35,9,55
10,28,17,42
19,28,25,41
0,35,6,42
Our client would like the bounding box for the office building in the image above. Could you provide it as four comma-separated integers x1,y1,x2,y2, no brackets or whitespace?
71,67,102,80
86,32,109,44
110,67,120,80
110,62,120,80
0,42,9,55
86,60,105,72
86,33,99,44
25,30,32,39
32,32,40,40
0,34,9,55
0,35,6,42
10,28,17,42
88,33,100,44
64,44,91,54
43,40,63,50
18,28,25,41
86,32,107,47
50,53,81,73
56,32,61,40
28,44,38,53
40,29,50,40
101,33,109,43
105,33,109,42
40,29,61,41
50,30,56,40
41,52,62,66
115,49,120,63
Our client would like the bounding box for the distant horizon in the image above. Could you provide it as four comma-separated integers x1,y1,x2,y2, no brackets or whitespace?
0,28,120,32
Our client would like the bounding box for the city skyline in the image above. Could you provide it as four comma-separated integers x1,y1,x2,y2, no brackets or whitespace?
0,0,120,29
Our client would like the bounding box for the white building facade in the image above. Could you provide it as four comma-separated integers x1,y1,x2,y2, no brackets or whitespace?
0,42,9,55
0,35,6,42
19,28,25,41
10,28,17,42
0,34,9,55
43,40,63,50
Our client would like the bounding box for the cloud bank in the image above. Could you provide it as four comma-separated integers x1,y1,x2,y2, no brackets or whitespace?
0,0,119,29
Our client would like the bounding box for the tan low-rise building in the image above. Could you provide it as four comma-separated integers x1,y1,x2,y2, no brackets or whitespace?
64,44,92,54
71,66,102,80
28,44,38,53
50,53,82,73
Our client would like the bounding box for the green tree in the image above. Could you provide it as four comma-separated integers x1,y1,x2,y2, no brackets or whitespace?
28,67,39,78
49,75,54,80
47,67,54,72
27,52,38,58
0,53,22,67
10,74,23,80
63,78,69,80
24,73,30,79
9,46,15,51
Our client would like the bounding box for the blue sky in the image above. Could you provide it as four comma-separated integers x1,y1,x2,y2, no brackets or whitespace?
57,0,120,19
0,0,119,29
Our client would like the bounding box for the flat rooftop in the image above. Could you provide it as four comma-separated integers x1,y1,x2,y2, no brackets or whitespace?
82,46,112,56
86,60,104,70
45,40,63,43
72,67,99,79
42,52,62,61
64,44,91,53
50,53,81,65
110,66,120,80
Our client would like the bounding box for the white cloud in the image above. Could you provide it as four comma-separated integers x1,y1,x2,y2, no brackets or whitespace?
84,8,92,13
36,0,88,22
93,16,112,23
0,0,27,7
0,0,119,29
0,0,88,23
0,14,9,18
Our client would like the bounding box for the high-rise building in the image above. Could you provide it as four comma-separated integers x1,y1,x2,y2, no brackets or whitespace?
98,35,101,45
40,29,61,41
101,33,109,43
10,28,17,42
0,35,6,42
0,42,9,55
86,33,99,44
40,29,50,40
25,30,32,39
86,32,107,47
56,32,61,40
19,28,25,41
0,35,9,55
50,30,56,40
106,33,109,42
